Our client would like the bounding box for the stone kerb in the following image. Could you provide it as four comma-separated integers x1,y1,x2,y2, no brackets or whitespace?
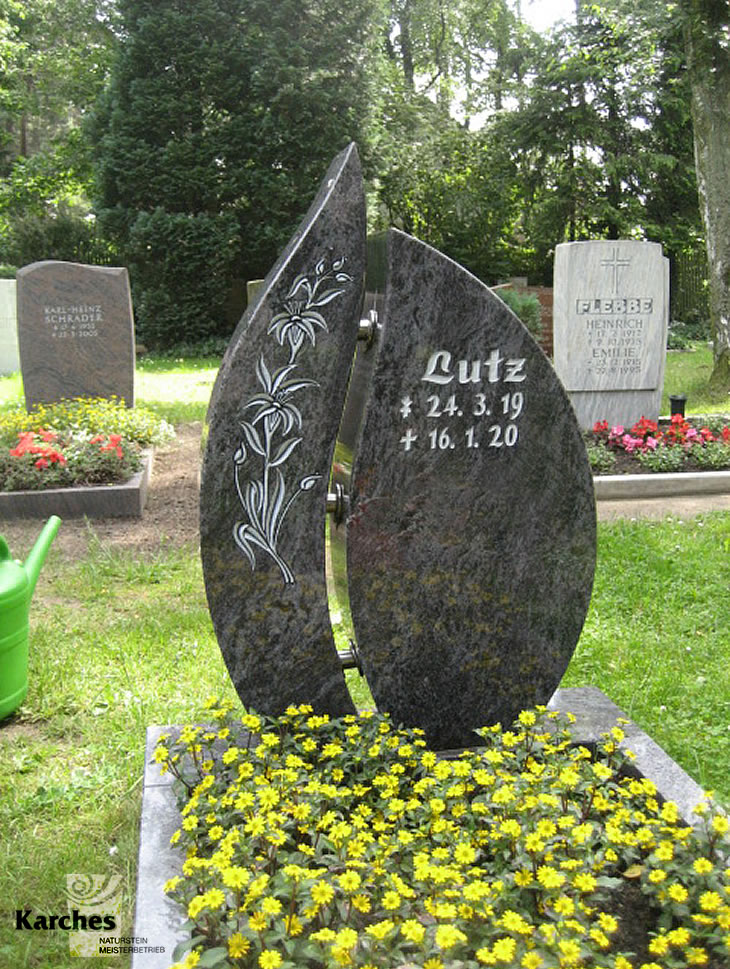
553,241,669,429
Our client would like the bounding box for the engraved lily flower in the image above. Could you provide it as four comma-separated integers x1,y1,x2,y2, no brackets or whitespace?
242,356,316,436
268,258,352,362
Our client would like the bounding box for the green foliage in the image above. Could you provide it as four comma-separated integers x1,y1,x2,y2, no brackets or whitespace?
636,445,686,473
496,288,542,339
586,442,617,475
0,1,117,265
160,701,730,968
91,0,379,348
690,440,730,469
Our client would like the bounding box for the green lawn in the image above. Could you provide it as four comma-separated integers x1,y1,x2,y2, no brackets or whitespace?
0,346,729,967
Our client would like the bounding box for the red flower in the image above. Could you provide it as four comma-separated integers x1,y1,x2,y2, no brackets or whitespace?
38,428,57,443
9,431,37,457
34,457,49,469
98,434,124,459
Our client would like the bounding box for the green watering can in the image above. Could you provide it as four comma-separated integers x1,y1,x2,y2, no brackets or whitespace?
0,516,61,721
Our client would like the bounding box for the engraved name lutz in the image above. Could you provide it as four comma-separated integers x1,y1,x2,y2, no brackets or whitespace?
399,348,527,454
44,304,103,339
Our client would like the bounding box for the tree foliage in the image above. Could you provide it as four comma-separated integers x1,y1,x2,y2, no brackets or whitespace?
91,0,379,346
0,0,723,362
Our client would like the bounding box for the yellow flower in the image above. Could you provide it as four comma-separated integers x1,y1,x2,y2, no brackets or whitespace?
514,869,534,887
163,877,182,893
598,913,618,934
352,894,371,913
699,890,723,912
713,815,730,834
537,866,565,890
261,897,282,916
557,939,581,965
434,924,467,949
686,948,709,965
573,872,597,893
648,936,669,956
693,858,713,875
337,871,361,893
521,954,543,969
400,919,425,943
228,933,250,957
666,927,690,947
335,927,358,949
311,880,335,905
382,890,401,910
492,937,517,963
258,952,282,969
249,911,268,931
366,919,395,940
554,896,575,916
668,883,689,903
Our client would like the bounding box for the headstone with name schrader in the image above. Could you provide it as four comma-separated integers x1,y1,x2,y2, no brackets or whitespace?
553,240,669,429
16,261,136,410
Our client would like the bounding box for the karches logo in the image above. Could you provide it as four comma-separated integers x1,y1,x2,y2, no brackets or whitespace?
15,874,122,958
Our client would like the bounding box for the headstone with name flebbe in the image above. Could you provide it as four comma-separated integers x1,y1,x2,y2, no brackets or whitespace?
0,279,19,376
346,231,596,750
553,240,669,429
16,261,135,409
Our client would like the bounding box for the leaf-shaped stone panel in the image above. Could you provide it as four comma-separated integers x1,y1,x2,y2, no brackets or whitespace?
347,230,596,749
200,144,365,717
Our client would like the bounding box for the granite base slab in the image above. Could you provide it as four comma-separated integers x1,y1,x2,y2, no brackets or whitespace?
0,450,152,519
132,687,707,969
594,469,730,500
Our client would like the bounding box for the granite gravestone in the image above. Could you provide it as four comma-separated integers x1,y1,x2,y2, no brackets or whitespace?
202,147,597,750
346,231,596,749
200,144,365,718
16,261,135,410
553,240,669,429
0,279,19,376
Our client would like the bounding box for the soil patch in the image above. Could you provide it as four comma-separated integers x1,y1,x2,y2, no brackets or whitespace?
0,422,203,560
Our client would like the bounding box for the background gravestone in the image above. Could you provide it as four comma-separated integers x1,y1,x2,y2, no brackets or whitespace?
347,230,596,750
0,279,19,376
16,261,135,410
553,240,669,429
201,144,365,718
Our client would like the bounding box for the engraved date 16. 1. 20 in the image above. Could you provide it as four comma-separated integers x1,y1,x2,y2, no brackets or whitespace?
398,348,528,454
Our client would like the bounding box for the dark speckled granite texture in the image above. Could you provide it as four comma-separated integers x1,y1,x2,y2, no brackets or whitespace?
347,230,596,749
200,144,365,717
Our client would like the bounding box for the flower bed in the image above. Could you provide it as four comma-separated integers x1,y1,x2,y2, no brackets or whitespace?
151,700,730,969
0,396,173,516
586,416,730,477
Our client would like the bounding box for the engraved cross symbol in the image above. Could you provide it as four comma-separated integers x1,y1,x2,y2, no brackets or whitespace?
400,428,418,452
600,247,631,294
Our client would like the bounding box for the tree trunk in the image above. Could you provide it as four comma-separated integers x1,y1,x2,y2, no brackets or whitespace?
685,6,730,389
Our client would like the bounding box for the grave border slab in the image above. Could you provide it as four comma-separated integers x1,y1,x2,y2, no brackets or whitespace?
132,686,708,969
594,468,730,500
0,450,152,519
